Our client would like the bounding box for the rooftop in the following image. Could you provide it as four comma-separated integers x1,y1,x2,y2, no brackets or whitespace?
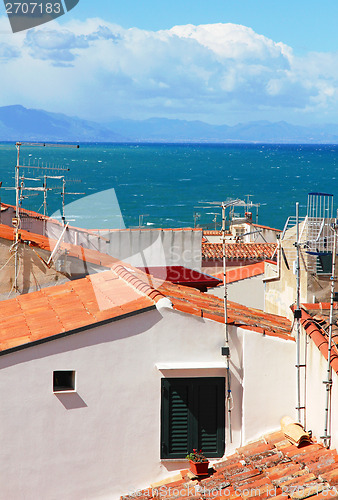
251,223,282,232
300,304,338,376
0,269,156,353
0,223,116,268
213,262,266,284
112,265,292,340
121,430,338,499
0,263,292,355
202,242,277,261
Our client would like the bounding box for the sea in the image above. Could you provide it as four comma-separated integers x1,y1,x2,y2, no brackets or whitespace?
0,142,337,231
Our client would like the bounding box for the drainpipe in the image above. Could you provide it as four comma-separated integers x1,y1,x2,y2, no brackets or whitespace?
322,217,337,448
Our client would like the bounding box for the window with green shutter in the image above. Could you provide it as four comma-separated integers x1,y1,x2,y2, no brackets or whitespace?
161,377,225,459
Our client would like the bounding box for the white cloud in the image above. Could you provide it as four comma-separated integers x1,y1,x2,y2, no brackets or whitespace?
0,17,337,124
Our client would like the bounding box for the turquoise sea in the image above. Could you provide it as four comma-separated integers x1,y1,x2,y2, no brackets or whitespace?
0,142,337,231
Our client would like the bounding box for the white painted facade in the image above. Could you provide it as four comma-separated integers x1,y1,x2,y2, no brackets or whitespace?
0,301,296,500
97,228,202,271
300,327,338,450
0,206,202,272
208,275,264,310
231,223,280,243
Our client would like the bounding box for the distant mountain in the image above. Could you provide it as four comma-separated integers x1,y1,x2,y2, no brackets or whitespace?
0,105,126,142
1,105,338,143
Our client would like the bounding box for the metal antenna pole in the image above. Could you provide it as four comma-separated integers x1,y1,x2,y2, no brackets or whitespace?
62,178,66,224
295,202,304,425
14,142,21,291
43,175,47,216
322,216,337,448
222,202,232,443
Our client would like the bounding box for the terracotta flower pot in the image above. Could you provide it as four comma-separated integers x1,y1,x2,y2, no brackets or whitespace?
189,459,209,476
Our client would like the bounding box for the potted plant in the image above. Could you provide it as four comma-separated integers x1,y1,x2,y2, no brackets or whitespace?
186,449,209,477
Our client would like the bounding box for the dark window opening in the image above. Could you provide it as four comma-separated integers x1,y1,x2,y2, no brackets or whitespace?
316,253,332,275
161,377,225,459
53,371,76,392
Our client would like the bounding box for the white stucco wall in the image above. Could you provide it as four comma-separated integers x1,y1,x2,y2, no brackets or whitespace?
0,304,297,500
241,329,297,444
101,229,202,271
303,328,338,450
208,276,264,310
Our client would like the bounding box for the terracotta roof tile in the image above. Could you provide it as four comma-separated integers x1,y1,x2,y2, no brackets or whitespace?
202,242,277,261
0,269,155,354
0,255,292,354
213,262,265,284
122,434,338,499
150,275,292,338
297,305,338,376
251,223,281,232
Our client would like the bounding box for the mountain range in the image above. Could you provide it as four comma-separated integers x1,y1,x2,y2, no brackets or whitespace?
1,105,338,143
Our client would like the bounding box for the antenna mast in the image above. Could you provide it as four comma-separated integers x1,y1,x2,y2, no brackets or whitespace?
294,202,306,427
322,215,338,448
10,142,79,293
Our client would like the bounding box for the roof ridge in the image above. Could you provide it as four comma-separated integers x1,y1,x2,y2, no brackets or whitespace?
299,307,338,375
111,264,166,304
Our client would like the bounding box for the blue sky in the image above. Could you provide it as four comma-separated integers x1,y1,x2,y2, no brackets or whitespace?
0,0,338,125
64,0,338,54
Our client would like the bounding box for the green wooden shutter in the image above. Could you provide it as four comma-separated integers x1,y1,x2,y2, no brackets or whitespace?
161,378,225,459
161,379,191,458
196,378,225,457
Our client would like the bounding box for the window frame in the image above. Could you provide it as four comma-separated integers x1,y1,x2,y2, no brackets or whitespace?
53,370,76,393
161,377,225,460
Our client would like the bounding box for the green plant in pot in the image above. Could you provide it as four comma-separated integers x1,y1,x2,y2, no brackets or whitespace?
186,449,209,477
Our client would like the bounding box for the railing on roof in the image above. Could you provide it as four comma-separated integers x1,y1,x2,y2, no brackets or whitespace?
281,215,307,240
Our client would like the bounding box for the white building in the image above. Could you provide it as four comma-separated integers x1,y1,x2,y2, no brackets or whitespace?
0,263,296,500
207,261,265,310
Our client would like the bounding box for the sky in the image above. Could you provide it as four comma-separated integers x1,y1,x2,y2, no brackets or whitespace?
0,0,338,125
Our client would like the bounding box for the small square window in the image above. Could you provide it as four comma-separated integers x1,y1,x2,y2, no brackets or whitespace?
53,371,76,392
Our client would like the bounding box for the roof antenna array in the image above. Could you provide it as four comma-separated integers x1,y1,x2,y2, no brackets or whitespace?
60,177,85,226
203,198,242,444
11,142,79,292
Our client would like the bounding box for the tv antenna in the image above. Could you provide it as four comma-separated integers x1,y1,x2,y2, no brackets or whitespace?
202,198,242,444
60,177,85,225
11,142,79,292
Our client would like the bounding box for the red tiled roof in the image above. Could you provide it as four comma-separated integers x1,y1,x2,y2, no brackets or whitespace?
202,242,277,261
1,202,50,221
115,266,292,339
299,304,338,376
0,261,292,354
0,270,155,353
122,431,338,499
252,223,282,232
213,262,265,284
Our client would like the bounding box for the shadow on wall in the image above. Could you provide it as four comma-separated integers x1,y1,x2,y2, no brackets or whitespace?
55,392,88,410
0,307,163,370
